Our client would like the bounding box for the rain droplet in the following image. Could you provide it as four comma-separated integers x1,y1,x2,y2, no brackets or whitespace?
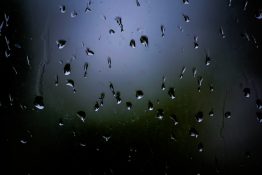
195,111,204,123
55,75,59,86
136,90,144,99
77,111,86,122
85,1,92,12
256,99,262,110
210,84,214,92
116,91,122,104
85,48,94,56
170,114,179,125
243,1,248,11
126,102,132,110
205,55,211,66
148,101,154,111
194,36,199,49
66,79,74,88
56,40,66,49
140,35,149,47
228,0,232,7
59,5,66,13
136,0,140,7
84,63,88,78
102,135,111,142
58,118,64,126
243,88,250,98
225,111,231,119
168,88,175,99
193,67,197,78
34,96,44,110
183,14,190,22
256,112,262,123
161,76,166,90
197,142,204,152
179,66,186,79
108,57,112,68
115,17,124,32
109,29,115,35
94,101,100,112
161,25,165,38
209,109,214,117
220,26,226,38
189,128,199,138
183,0,189,5
71,10,78,18
255,10,262,20
156,109,164,120
130,39,136,48
64,63,71,75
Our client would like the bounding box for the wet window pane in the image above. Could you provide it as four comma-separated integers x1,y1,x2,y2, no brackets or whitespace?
1,0,262,174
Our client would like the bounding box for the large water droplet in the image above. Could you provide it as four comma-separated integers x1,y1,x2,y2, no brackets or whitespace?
148,101,154,111
225,111,231,119
243,88,250,98
126,102,132,110
168,88,175,99
195,111,204,123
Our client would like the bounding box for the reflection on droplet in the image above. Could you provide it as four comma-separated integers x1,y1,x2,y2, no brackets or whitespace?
140,35,148,47
34,96,44,110
136,90,144,99
130,39,136,48
64,63,71,75
77,111,86,122
56,40,66,49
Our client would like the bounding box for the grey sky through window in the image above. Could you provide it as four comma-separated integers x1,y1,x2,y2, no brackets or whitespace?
0,0,262,174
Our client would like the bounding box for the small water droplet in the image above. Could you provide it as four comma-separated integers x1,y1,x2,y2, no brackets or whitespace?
94,101,100,111
256,112,262,123
189,128,199,138
156,109,164,120
84,63,88,78
193,67,197,78
34,96,44,110
136,90,144,99
77,111,86,122
102,135,111,142
56,40,66,49
179,66,186,79
116,91,122,104
126,102,132,110
130,39,136,48
195,111,203,123
140,35,148,47
64,63,71,75
55,75,59,86
183,14,190,22
148,101,154,111
109,29,115,35
85,48,94,56
256,99,262,110
161,25,165,38
183,0,189,5
108,57,112,68
205,55,211,66
71,10,78,18
136,0,140,7
194,36,199,49
170,114,178,125
209,109,214,117
197,142,204,152
225,111,231,119
58,118,64,126
168,88,175,99
243,88,250,98
59,5,66,13
220,26,226,38
115,17,124,32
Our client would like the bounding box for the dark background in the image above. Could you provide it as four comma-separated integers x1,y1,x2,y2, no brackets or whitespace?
0,0,262,174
